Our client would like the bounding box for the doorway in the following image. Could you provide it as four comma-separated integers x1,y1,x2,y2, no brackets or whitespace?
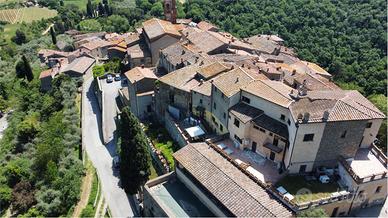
251,141,257,152
299,165,307,173
270,151,275,161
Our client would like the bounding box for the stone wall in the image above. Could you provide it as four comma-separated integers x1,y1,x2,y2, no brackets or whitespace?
313,120,367,168
164,112,188,147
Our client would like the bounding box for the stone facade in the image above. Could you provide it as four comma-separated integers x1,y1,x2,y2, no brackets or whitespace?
313,120,367,168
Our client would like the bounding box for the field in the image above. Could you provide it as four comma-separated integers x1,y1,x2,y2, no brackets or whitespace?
0,7,57,24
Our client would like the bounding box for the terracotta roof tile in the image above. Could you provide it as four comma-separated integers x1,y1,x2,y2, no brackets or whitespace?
213,67,256,97
173,142,293,217
142,18,181,41
241,80,294,107
124,67,157,84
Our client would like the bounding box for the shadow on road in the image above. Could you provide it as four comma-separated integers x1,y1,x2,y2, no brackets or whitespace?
86,81,105,143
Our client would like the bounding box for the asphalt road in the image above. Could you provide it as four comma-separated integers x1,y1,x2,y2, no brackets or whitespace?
82,77,136,217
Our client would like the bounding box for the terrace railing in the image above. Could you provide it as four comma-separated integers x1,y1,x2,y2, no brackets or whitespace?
205,139,355,212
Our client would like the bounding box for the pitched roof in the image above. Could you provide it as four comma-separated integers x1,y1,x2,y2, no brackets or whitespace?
80,39,113,50
290,90,386,122
159,65,201,92
173,142,293,217
160,42,210,67
244,35,280,54
61,56,95,74
184,28,227,54
39,69,53,79
142,18,181,42
230,102,263,123
212,67,256,97
241,80,295,107
197,21,219,31
197,61,230,79
124,67,157,84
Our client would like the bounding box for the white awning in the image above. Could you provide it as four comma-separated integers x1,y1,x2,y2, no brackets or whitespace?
185,125,205,138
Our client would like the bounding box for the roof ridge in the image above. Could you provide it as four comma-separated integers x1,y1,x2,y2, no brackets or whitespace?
305,71,334,90
190,144,277,217
261,80,292,101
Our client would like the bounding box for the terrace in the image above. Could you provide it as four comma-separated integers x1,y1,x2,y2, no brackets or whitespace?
211,138,285,183
276,175,342,204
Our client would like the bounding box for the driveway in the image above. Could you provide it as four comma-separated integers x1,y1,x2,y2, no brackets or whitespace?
82,77,136,217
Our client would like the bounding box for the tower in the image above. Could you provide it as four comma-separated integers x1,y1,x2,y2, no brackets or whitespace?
164,0,177,24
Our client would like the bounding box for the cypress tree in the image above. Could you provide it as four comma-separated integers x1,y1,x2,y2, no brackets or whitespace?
22,55,33,82
86,0,93,17
50,27,57,45
119,107,151,194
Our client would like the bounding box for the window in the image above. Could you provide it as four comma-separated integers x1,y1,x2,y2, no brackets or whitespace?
234,118,240,128
199,99,203,104
341,131,347,138
358,190,364,197
259,128,266,133
287,119,291,125
220,125,223,132
253,125,259,130
299,165,306,173
376,186,382,193
234,134,242,144
280,114,285,121
212,116,216,122
242,96,251,104
169,93,174,103
269,132,273,136
223,113,226,119
213,102,217,109
366,122,372,128
303,134,314,142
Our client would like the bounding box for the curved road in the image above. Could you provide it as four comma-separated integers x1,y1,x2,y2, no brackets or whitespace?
82,77,136,217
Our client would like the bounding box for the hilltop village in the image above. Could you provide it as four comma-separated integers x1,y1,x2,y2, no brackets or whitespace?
37,0,387,217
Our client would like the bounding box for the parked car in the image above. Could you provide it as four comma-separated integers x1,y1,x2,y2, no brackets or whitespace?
114,74,121,81
106,75,113,83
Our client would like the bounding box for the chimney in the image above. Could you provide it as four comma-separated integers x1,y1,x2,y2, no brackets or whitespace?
181,58,184,63
303,112,310,123
200,60,204,66
181,50,185,55
292,69,296,75
276,66,281,70
195,56,199,63
235,77,239,83
141,64,145,68
322,110,329,121
199,79,204,85
241,64,245,68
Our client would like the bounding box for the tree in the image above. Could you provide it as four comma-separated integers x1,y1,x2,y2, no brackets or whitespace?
11,181,36,215
11,29,27,45
92,65,105,78
86,0,93,17
22,56,33,82
50,27,57,45
15,56,33,81
98,2,105,16
119,107,151,194
78,19,102,32
150,1,164,17
101,15,130,33
0,185,12,209
298,208,328,217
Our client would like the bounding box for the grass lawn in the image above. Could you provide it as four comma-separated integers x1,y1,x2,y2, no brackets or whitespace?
276,175,340,203
148,160,160,180
2,23,19,41
144,122,179,169
0,7,57,24
63,0,99,10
